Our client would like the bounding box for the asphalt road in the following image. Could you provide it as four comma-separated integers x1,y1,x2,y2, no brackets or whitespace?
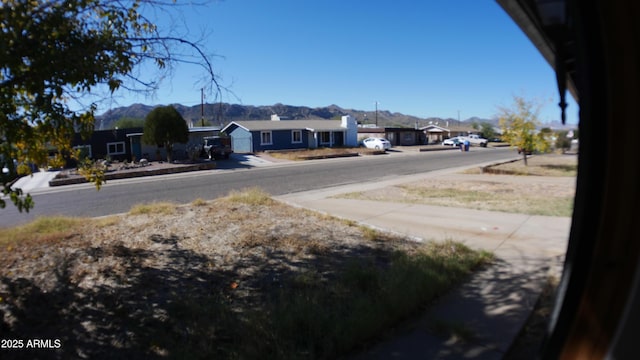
0,148,518,228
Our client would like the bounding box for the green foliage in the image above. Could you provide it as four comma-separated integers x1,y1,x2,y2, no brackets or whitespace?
76,157,107,190
142,106,189,162
479,122,498,140
1,0,219,211
498,96,551,165
555,130,573,152
113,117,145,129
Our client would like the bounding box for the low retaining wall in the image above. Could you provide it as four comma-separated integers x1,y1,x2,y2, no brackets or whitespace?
480,158,522,175
296,152,361,160
418,145,462,152
49,162,217,187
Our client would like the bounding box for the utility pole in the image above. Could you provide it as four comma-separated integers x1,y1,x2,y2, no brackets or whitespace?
200,88,205,126
375,101,379,127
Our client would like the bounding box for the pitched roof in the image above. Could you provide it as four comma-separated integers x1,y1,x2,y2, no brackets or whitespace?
223,120,344,133
420,125,449,132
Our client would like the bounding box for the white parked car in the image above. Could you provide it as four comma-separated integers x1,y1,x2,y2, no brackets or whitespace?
362,137,392,150
442,137,462,146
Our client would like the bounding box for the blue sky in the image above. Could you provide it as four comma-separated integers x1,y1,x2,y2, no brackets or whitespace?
108,0,578,124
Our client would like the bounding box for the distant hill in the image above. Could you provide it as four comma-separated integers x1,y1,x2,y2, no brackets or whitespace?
96,102,495,130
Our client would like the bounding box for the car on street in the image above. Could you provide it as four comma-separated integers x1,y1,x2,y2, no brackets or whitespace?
361,137,391,150
442,137,462,146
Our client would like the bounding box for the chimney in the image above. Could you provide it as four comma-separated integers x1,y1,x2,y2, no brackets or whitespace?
341,115,358,147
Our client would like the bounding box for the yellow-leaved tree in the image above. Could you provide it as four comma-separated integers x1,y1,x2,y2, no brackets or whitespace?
498,96,551,166
0,0,221,212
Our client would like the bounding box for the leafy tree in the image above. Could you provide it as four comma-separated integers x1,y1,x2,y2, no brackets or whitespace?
142,106,188,163
1,0,220,211
479,122,498,140
498,96,551,165
555,130,573,153
539,127,554,149
114,117,145,129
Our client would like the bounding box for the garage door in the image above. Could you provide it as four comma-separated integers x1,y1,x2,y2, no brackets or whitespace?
231,135,253,153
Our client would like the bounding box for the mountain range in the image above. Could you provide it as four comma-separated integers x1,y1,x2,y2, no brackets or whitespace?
95,103,491,130
96,102,575,131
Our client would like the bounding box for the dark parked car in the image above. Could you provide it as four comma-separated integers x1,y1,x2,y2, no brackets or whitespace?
202,136,233,160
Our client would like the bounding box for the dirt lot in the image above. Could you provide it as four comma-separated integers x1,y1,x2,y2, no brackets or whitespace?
340,153,578,217
0,190,454,358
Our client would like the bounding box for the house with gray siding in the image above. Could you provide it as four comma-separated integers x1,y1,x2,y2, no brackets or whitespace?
221,115,358,153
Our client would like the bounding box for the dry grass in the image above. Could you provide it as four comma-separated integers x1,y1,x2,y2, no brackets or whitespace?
338,154,577,217
222,186,275,205
0,189,491,359
470,153,578,176
93,215,120,228
190,198,208,206
128,201,177,215
0,216,86,246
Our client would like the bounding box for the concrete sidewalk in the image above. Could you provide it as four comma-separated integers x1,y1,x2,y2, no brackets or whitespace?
275,170,569,359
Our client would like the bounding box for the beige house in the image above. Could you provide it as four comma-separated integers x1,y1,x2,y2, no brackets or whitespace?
421,124,481,144
357,127,426,146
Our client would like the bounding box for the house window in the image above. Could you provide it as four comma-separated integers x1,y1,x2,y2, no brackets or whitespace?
74,145,92,159
107,141,126,156
292,130,302,144
319,132,331,145
260,131,272,145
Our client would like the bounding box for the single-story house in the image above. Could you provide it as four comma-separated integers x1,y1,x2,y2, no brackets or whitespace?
126,126,221,161
72,126,221,163
221,115,358,153
420,125,449,144
357,127,426,146
420,124,482,144
71,127,143,164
